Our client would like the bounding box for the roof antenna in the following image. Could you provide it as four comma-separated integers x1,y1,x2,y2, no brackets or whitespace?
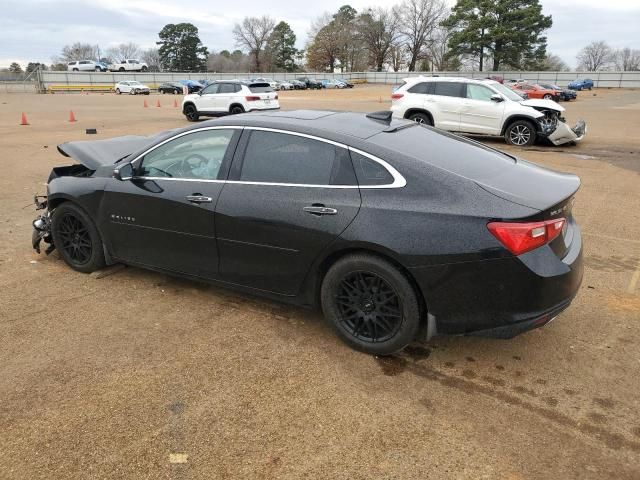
366,110,393,124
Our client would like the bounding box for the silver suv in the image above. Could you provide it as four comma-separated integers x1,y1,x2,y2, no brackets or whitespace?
67,60,107,72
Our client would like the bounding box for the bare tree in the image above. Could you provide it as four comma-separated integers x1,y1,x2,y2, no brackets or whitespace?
106,42,142,62
576,41,613,71
58,42,98,62
614,47,640,71
141,48,162,71
542,53,569,71
358,8,400,71
306,13,341,72
394,0,447,71
233,16,276,71
389,42,407,72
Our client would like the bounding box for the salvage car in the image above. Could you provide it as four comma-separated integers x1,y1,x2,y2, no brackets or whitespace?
511,82,561,101
538,82,577,101
31,110,584,355
158,82,185,94
114,81,150,95
391,77,586,146
568,78,594,91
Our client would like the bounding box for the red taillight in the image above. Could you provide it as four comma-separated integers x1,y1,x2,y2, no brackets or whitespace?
487,218,565,255
245,96,260,101
391,93,404,100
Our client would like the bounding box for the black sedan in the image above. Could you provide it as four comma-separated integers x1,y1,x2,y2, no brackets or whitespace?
31,110,583,355
296,77,322,89
158,82,184,94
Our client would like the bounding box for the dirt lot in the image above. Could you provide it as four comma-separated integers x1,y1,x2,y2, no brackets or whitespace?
1,85,639,479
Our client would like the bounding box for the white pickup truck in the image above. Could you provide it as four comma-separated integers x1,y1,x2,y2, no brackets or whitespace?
108,59,149,72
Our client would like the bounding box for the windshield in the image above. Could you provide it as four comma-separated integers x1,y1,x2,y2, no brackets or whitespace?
491,83,524,102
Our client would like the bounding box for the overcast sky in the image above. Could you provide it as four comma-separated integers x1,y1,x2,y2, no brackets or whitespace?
1,0,639,69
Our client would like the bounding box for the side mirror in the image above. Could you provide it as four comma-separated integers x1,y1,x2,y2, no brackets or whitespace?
113,163,134,181
490,94,504,102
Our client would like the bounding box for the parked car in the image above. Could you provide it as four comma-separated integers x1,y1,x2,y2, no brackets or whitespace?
179,80,204,93
158,82,185,94
320,79,340,89
537,83,577,101
296,77,322,89
181,81,279,121
486,75,504,84
511,83,561,101
279,80,294,90
67,60,108,72
290,80,307,90
31,110,584,355
108,59,149,72
335,78,354,88
568,78,594,91
114,81,150,95
390,76,586,146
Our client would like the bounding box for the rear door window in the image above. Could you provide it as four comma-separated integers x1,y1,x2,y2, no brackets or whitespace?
218,83,236,94
433,82,464,98
350,151,394,186
238,131,353,185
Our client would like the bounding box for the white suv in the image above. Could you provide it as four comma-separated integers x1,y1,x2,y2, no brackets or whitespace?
391,77,585,146
182,81,279,122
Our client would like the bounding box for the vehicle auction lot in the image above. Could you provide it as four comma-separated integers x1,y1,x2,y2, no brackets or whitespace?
1,85,639,479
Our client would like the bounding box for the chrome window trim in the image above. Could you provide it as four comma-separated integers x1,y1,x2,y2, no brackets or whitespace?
130,125,406,189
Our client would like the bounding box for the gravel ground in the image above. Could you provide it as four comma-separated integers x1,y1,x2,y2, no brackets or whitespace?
0,85,639,479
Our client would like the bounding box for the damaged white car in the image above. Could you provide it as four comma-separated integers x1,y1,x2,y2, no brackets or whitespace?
391,77,586,147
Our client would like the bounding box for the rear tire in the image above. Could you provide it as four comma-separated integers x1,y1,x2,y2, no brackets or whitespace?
51,203,105,274
408,112,433,126
505,120,536,147
230,105,245,115
321,254,422,355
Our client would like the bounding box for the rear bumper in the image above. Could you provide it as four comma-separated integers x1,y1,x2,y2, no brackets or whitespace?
409,224,583,337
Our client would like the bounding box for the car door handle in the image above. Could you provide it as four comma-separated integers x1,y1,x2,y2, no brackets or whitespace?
186,195,212,204
303,205,338,216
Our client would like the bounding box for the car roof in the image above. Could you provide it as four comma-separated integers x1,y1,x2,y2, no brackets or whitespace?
160,110,413,143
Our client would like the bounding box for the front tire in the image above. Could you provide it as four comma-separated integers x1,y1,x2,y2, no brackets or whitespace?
115,88,121,95
51,203,105,274
321,254,422,355
184,104,199,122
505,120,536,147
543,94,553,100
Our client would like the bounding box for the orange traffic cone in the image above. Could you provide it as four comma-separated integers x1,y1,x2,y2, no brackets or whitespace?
143,99,148,108
20,112,29,125
156,99,161,107
173,99,178,108
69,110,77,122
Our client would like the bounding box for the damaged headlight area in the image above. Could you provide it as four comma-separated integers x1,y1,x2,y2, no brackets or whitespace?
32,195,55,255
533,108,587,146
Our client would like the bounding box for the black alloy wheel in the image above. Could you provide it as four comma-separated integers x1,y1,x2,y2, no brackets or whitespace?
335,271,403,343
230,105,244,115
51,203,105,273
321,254,421,355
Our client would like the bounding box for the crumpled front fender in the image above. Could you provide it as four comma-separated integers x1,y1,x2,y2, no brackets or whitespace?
547,120,587,146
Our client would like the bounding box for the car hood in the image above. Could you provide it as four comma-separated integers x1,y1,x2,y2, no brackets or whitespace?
476,158,580,211
520,99,565,112
57,136,154,169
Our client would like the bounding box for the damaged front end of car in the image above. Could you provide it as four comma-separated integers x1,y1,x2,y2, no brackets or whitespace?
523,100,587,146
32,195,55,255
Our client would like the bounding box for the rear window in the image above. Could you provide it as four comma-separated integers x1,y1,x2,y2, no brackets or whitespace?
368,125,515,182
249,82,273,93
